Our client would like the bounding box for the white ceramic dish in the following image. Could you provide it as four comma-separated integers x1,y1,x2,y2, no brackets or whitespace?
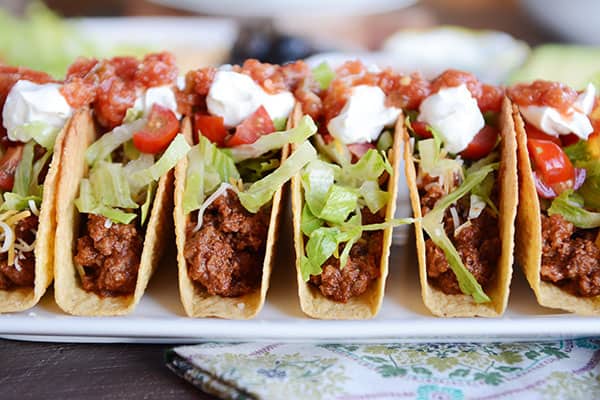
2,193,599,344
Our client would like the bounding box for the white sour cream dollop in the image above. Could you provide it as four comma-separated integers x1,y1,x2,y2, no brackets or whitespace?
206,70,295,128
327,85,400,144
2,80,73,143
520,83,596,140
133,85,180,118
418,84,484,154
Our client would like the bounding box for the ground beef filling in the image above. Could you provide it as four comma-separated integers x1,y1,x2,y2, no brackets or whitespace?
184,190,269,297
309,209,383,303
540,214,600,297
74,214,143,297
0,215,38,290
419,175,500,294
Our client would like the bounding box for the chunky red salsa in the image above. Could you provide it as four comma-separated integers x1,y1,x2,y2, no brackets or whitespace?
63,52,179,130
508,80,580,116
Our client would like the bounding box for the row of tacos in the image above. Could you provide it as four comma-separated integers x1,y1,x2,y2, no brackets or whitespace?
0,54,599,318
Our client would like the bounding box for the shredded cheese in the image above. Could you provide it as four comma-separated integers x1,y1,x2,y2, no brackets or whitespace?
28,199,40,216
0,221,14,253
449,206,460,232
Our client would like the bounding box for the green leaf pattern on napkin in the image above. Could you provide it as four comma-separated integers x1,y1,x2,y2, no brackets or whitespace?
168,338,600,400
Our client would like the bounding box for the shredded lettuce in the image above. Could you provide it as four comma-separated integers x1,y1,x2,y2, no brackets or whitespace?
577,160,600,210
237,141,317,213
312,62,336,90
273,117,288,131
301,159,338,216
10,122,59,150
417,136,463,180
237,154,280,182
130,134,190,190
359,181,389,214
226,115,317,162
345,149,391,184
123,107,144,124
89,162,139,209
565,140,590,162
300,215,414,281
548,189,600,229
74,179,137,224
377,130,393,152
314,134,352,167
183,136,240,215
317,184,359,224
300,203,324,236
85,119,146,166
0,193,41,212
421,163,498,303
12,141,36,197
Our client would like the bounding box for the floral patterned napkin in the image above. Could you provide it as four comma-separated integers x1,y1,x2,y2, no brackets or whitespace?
166,338,600,399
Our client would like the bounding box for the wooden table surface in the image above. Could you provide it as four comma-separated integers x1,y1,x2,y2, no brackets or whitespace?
0,1,557,399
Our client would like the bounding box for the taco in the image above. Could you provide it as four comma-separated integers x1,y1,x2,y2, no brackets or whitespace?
54,53,190,316
292,61,407,319
404,70,517,317
174,60,315,318
509,80,600,315
0,66,75,313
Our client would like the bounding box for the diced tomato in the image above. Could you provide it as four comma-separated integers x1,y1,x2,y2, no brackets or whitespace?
226,106,275,147
525,123,561,145
410,121,432,139
460,125,498,160
194,114,227,146
561,133,580,147
348,142,376,159
527,138,575,195
132,104,180,154
0,145,24,191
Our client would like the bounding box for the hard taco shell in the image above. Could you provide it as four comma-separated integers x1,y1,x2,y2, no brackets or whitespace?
54,110,173,316
174,117,284,319
514,104,600,315
0,113,70,313
292,107,402,319
404,97,517,317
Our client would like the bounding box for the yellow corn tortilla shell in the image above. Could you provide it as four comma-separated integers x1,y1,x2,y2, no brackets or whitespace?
514,104,600,315
54,110,174,316
404,97,518,317
0,113,71,313
292,108,402,320
174,117,285,319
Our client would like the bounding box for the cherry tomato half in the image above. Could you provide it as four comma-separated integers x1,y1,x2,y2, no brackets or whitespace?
527,138,575,194
410,121,433,139
525,123,561,145
226,106,275,147
460,125,498,160
133,104,180,154
0,145,24,191
194,114,227,146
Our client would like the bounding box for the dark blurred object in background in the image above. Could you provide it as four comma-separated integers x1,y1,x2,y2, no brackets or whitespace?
229,22,317,64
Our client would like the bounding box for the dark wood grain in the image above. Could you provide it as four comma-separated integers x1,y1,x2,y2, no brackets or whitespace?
0,339,216,400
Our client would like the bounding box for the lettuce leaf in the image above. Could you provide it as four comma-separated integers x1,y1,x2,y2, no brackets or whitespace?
317,184,359,224
573,159,600,210
312,62,336,90
85,119,146,166
183,136,240,215
421,162,498,303
548,189,600,228
237,140,317,213
89,161,139,209
226,115,317,162
12,141,35,197
359,180,389,214
0,193,41,212
74,179,137,224
130,134,190,190
300,203,324,236
10,122,59,150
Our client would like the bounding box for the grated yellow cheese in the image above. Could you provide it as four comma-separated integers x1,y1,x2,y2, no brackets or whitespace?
1,210,31,266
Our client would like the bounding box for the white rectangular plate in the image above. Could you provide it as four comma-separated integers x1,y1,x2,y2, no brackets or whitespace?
2,193,600,344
